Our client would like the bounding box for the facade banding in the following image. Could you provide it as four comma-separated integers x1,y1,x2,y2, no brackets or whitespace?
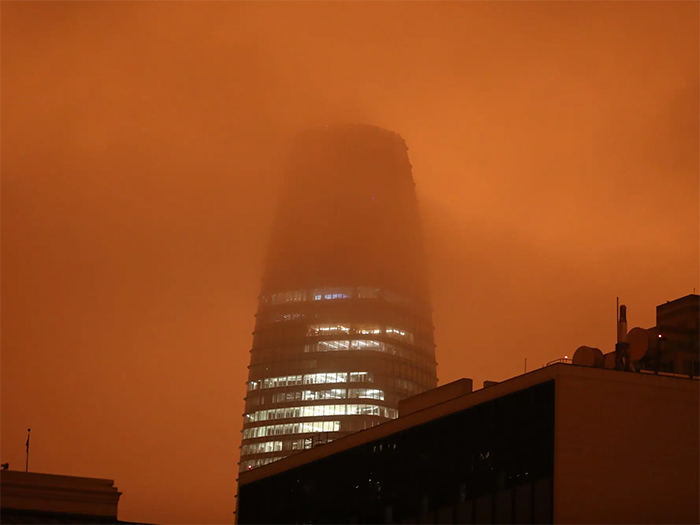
240,124,437,471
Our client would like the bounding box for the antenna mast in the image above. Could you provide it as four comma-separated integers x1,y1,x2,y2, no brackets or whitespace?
615,302,630,371
25,428,31,472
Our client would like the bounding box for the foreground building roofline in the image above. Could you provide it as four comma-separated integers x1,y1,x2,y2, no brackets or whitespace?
238,363,698,486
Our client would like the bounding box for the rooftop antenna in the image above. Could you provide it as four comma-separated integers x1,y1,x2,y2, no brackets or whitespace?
25,428,31,472
615,302,630,371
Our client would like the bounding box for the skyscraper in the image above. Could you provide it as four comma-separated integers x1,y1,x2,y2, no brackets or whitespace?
239,124,438,472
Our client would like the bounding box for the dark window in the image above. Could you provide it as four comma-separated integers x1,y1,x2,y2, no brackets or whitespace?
238,381,555,524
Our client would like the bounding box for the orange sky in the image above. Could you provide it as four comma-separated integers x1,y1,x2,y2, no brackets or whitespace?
2,2,698,524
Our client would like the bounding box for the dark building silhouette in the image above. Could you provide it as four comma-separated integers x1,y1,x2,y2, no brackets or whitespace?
239,124,438,472
0,470,151,524
237,364,699,525
644,294,699,376
586,294,700,377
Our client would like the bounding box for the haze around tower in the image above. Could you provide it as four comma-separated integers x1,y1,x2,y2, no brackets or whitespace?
2,2,697,524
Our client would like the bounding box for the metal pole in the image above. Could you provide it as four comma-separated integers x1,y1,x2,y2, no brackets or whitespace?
25,428,31,472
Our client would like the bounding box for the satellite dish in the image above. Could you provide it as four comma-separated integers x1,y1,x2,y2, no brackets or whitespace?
603,351,616,369
590,348,605,367
573,346,604,367
627,327,650,362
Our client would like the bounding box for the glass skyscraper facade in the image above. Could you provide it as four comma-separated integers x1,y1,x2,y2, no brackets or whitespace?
240,124,438,472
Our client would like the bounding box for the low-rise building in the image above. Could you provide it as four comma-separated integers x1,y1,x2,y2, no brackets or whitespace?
0,470,148,524
237,363,699,524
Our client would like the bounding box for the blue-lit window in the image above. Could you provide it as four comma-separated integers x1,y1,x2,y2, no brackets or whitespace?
312,288,353,301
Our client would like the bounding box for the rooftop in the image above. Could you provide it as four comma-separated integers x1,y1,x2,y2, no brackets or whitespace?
238,363,699,486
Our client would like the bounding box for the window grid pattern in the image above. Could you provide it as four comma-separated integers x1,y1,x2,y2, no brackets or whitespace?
307,324,351,336
241,438,322,457
246,404,398,423
241,440,284,455
248,372,373,391
240,456,284,470
243,420,341,439
244,286,436,472
269,388,384,403
260,287,418,308
304,339,433,368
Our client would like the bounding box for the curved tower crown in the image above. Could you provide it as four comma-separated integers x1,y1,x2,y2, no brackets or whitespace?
240,124,437,472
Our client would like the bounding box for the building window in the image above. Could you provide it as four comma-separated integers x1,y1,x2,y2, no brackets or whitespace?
303,372,349,385
251,371,375,392
348,388,385,400
312,288,353,301
356,325,383,335
245,403,397,423
305,339,385,353
241,440,284,456
307,324,351,336
349,372,373,383
270,290,306,304
317,340,351,351
386,327,414,343
242,421,341,439
239,456,284,471
274,312,304,322
301,388,347,401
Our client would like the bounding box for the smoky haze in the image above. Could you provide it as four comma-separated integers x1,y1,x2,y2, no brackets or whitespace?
263,124,430,303
1,2,698,524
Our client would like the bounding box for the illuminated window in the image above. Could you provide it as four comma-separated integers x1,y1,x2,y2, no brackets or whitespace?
386,327,414,343
352,339,382,350
317,340,351,351
305,340,385,353
346,404,377,416
349,372,373,383
348,388,384,400
356,325,383,335
242,421,341,439
272,391,304,403
241,440,283,456
303,372,348,385
262,375,303,389
249,375,303,390
301,388,347,401
245,404,397,423
275,312,304,322
254,372,371,390
307,324,351,336
270,290,306,304
312,288,353,301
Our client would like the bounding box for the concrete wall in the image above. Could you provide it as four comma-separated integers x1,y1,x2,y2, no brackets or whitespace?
398,378,473,416
554,367,699,524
